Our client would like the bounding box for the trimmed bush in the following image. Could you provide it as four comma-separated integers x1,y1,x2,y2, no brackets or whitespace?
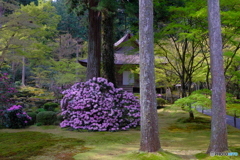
60,77,140,131
36,111,57,125
43,102,59,111
2,105,32,129
54,113,64,125
36,108,46,114
156,98,167,106
27,112,37,125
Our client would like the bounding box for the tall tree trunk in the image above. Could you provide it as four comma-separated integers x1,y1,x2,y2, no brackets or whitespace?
207,0,228,153
188,105,194,119
22,56,26,86
0,6,4,28
102,10,116,86
76,44,79,81
0,6,4,67
87,0,101,80
181,79,187,98
206,65,211,89
139,0,161,152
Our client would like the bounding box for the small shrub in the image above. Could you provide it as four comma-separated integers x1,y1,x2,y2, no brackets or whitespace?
54,113,64,125
2,105,32,129
60,77,140,131
156,98,167,106
43,102,59,111
27,112,37,125
36,111,57,125
36,108,46,114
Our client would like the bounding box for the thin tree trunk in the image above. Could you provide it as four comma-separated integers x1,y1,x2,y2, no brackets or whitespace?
189,105,194,119
87,0,101,80
206,65,211,89
207,0,228,153
181,79,187,98
22,56,26,86
139,0,161,152
0,6,4,28
76,45,79,81
102,10,116,86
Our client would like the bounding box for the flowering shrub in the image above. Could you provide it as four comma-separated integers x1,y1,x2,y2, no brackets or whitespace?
0,72,17,109
2,105,32,129
60,77,140,131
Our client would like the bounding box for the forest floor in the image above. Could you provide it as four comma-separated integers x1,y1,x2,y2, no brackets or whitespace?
1,106,240,160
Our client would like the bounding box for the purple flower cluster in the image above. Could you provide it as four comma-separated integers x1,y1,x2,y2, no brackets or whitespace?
7,105,22,111
7,105,32,120
60,77,140,131
2,105,32,128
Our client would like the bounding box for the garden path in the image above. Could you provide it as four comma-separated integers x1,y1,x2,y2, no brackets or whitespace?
195,107,240,129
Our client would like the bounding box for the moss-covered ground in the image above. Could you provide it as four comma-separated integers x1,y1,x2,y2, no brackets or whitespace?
0,106,240,160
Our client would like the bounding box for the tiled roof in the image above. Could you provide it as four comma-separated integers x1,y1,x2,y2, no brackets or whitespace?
79,33,140,66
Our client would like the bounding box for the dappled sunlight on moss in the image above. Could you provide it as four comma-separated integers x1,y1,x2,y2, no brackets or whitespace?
0,131,85,160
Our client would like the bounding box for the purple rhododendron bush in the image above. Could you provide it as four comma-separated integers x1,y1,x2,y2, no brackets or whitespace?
60,77,140,131
2,105,32,128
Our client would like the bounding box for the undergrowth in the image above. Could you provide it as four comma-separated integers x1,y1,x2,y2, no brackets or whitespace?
168,117,211,132
126,151,182,160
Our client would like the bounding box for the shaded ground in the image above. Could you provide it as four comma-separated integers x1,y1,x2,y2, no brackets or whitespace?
1,106,240,160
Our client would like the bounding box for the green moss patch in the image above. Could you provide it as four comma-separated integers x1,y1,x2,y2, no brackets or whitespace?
176,117,211,124
168,117,211,132
126,151,182,160
0,131,85,160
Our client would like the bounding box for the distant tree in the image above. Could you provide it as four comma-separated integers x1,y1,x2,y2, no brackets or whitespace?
18,0,38,5
67,0,101,80
206,0,228,153
0,4,4,28
99,0,117,85
139,0,161,152
86,0,101,79
155,1,208,97
53,0,88,40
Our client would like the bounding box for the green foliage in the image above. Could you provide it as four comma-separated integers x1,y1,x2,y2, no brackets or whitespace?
172,90,211,110
0,131,85,160
176,117,211,124
43,102,59,111
55,113,63,125
36,111,57,125
192,89,211,95
169,117,211,132
18,86,54,99
195,153,208,159
49,58,86,85
36,108,45,113
2,105,32,129
126,151,182,160
226,103,240,118
157,98,167,106
27,112,37,125
134,93,140,99
53,0,88,39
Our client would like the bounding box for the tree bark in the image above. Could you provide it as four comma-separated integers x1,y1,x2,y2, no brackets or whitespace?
206,0,228,153
139,0,161,152
0,6,3,28
102,10,116,86
87,0,101,80
22,56,26,86
189,105,194,119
